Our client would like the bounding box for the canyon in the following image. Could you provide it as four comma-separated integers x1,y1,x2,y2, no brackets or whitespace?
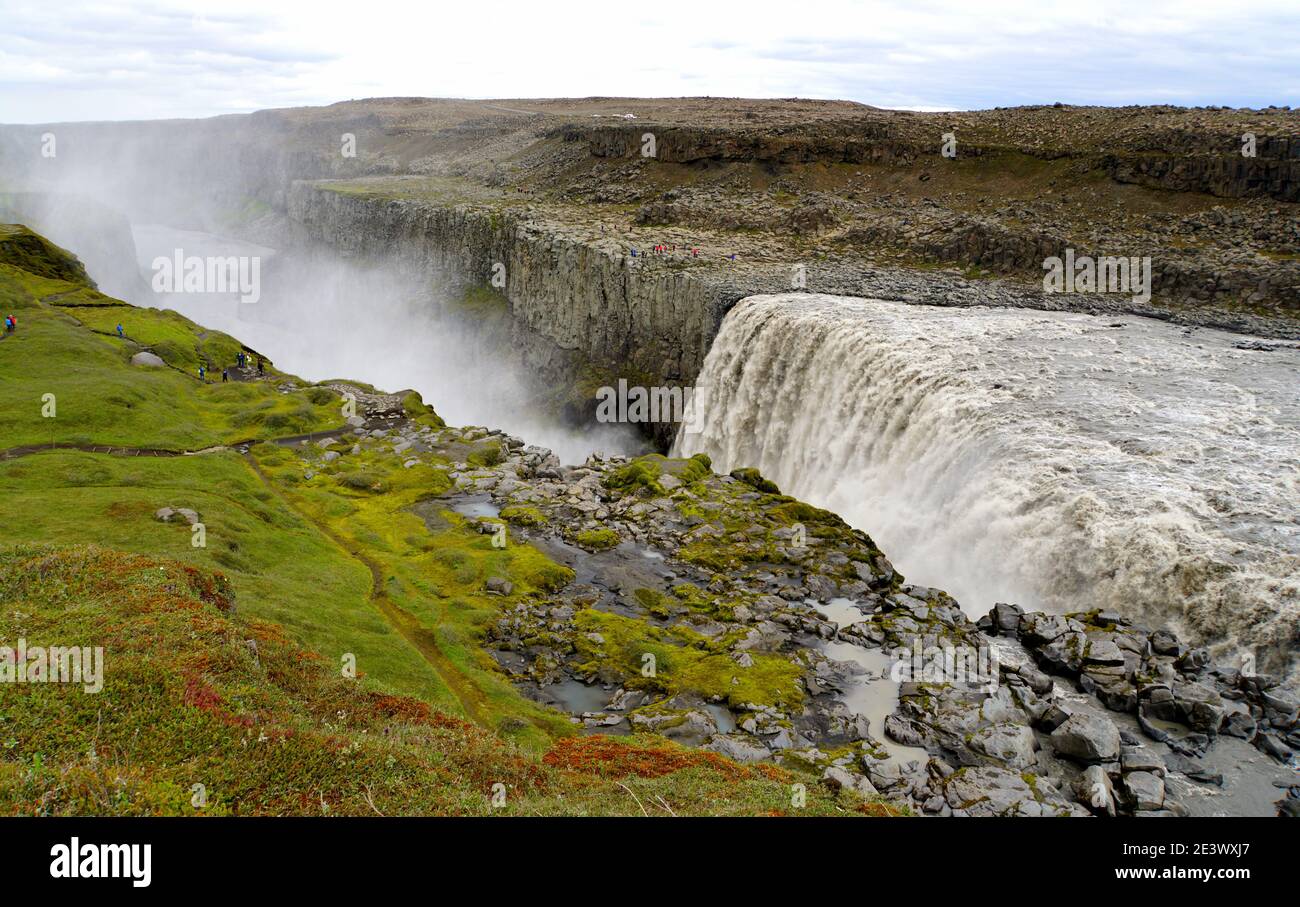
0,98,1296,817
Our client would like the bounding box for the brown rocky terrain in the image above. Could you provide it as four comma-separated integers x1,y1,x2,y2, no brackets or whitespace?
231,97,1299,331
5,97,1295,332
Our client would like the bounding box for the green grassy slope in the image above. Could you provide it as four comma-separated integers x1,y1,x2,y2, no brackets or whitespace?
1,545,871,816
0,225,896,816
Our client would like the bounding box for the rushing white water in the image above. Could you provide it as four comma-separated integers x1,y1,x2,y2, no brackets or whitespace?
675,293,1300,682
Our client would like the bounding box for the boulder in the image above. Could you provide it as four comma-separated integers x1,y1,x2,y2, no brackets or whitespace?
484,576,514,595
1050,712,1121,763
1075,764,1117,816
704,733,770,763
130,351,166,367
969,722,1039,770
155,506,200,526
822,766,880,799
1123,771,1166,811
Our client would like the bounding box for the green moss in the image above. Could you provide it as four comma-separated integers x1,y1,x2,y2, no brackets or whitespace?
499,504,547,527
729,467,781,494
0,224,93,286
604,456,666,496
632,587,671,618
574,527,619,551
402,390,446,428
467,441,504,468
572,609,801,708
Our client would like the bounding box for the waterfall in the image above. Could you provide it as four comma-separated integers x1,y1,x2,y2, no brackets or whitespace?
675,293,1300,682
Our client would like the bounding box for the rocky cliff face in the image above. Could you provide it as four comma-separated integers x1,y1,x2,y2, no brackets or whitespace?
287,183,732,443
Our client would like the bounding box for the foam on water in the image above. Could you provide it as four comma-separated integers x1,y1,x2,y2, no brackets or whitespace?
675,293,1300,682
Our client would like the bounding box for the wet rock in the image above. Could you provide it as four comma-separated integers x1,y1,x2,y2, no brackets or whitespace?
1123,771,1166,811
944,766,1084,817
1075,764,1117,816
659,710,719,745
1176,648,1212,674
883,713,925,747
1254,733,1293,762
969,722,1039,770
1010,663,1055,697
1120,747,1166,775
1084,636,1125,666
822,765,879,799
989,602,1024,635
1164,752,1224,786
1262,691,1299,726
705,733,770,763
1051,712,1121,763
1149,629,1183,656
1175,681,1226,732
1038,631,1088,675
1036,703,1074,733
1018,613,1082,646
606,688,647,711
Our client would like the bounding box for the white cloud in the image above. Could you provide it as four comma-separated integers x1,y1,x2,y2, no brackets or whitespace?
0,0,1296,122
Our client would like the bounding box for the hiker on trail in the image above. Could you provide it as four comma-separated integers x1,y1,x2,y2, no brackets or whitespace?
256,357,264,375
116,323,123,338
221,368,229,383
5,314,14,333
3,316,10,333
236,351,245,368
198,365,206,382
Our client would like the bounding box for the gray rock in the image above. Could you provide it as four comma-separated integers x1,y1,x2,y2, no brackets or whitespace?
659,710,718,745
822,766,879,799
970,722,1039,770
1120,747,1166,775
705,733,770,763
1149,629,1182,656
155,506,200,526
884,713,925,747
1075,764,1117,816
485,576,514,595
1084,636,1125,666
1221,710,1257,739
1051,712,1122,763
130,351,166,367
1124,771,1165,810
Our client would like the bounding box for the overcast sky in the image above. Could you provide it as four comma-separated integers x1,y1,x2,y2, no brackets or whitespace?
1,0,1296,123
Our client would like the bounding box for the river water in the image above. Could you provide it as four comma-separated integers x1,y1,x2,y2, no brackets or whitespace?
675,293,1300,684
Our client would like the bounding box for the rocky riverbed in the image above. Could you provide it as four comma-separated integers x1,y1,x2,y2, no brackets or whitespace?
313,387,1298,817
